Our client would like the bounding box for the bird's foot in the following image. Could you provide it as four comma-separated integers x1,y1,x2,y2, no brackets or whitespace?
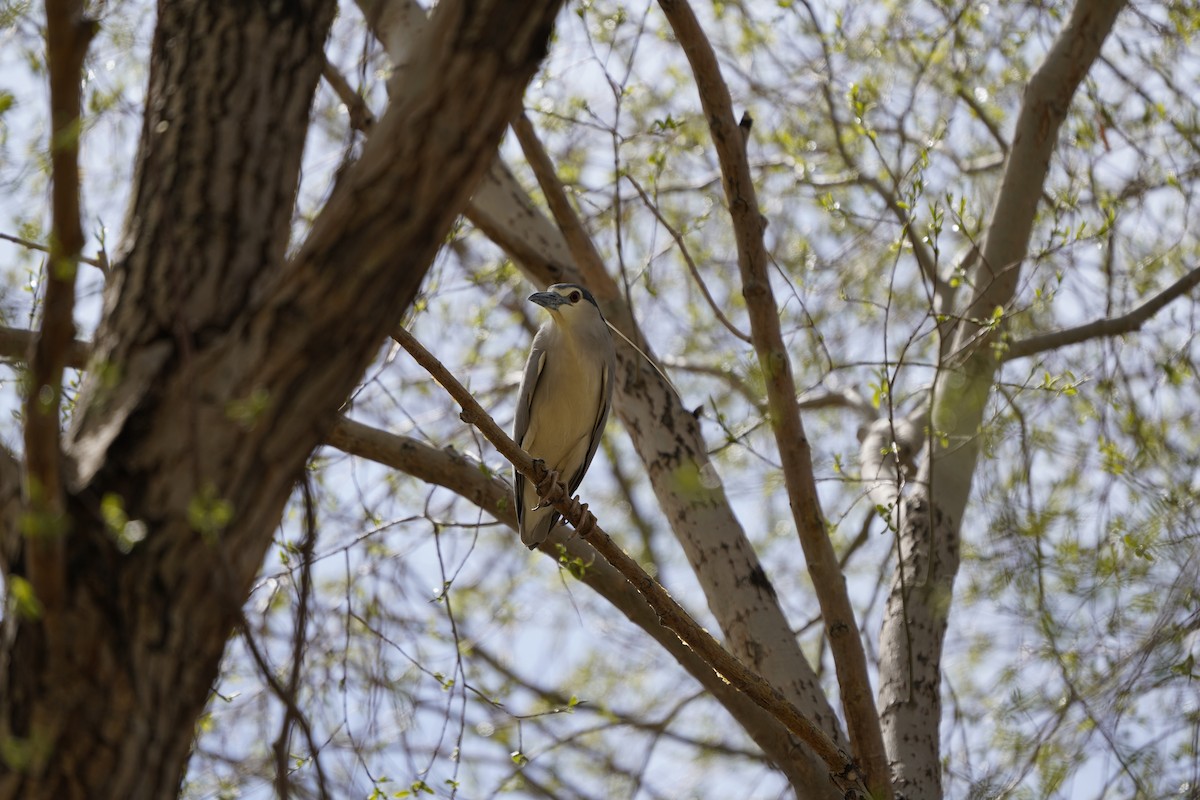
572,499,597,538
532,462,565,509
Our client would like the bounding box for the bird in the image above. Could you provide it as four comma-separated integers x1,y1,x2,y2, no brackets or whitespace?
513,283,616,549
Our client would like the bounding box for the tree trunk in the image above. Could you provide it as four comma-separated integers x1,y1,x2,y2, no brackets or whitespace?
0,0,564,797
875,1,1127,796
357,4,846,794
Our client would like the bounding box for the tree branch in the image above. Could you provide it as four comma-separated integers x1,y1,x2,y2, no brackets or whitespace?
0,326,90,369
325,415,828,789
0,232,106,272
321,57,374,133
358,8,848,790
389,325,872,799
22,0,95,620
511,112,611,292
239,615,330,800
272,475,324,800
656,1,890,795
1003,263,1200,361
877,1,1128,795
796,0,948,321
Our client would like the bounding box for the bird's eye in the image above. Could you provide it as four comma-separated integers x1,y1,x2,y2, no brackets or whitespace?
568,290,582,304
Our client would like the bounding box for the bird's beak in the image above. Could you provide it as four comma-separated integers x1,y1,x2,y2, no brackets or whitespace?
529,291,567,310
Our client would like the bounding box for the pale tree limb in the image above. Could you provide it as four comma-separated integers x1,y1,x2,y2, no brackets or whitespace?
601,436,662,569
325,416,825,789
499,107,846,785
877,2,1128,797
357,7,848,792
22,0,95,623
656,1,890,795
390,325,873,800
1002,262,1200,361
858,407,928,530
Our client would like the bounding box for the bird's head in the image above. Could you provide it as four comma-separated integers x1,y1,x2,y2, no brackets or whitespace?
528,283,605,331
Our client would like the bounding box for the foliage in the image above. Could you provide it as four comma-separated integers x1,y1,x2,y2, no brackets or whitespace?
1,0,1198,798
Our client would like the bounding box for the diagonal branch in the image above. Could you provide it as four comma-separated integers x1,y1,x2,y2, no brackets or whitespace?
358,7,848,790
22,0,96,619
325,415,822,788
1003,263,1200,361
390,325,872,799
656,1,890,795
511,112,611,291
321,58,374,132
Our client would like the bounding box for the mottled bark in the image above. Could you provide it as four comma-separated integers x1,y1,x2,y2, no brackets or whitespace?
357,4,845,795
394,327,872,798
0,0,563,797
875,2,1127,797
656,1,888,794
328,416,826,789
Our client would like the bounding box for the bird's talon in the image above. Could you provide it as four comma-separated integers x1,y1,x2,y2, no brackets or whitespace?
575,503,596,537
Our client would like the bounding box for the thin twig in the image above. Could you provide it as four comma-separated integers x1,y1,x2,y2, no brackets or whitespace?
0,231,105,270
273,475,322,800
624,174,752,343
239,616,331,800
390,324,871,798
656,1,890,795
1003,263,1200,361
321,56,375,132
795,0,945,317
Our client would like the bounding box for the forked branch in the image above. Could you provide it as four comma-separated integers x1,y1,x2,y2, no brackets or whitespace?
390,325,871,799
656,0,889,794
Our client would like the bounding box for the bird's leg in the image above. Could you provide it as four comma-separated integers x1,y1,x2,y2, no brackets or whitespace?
532,460,566,510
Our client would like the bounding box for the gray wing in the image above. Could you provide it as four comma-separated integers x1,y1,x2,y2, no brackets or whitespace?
513,327,551,538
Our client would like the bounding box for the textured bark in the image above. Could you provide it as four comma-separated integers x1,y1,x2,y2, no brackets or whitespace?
1,5,337,798
0,0,563,797
358,4,845,795
473,158,845,716
327,417,827,789
875,2,1127,797
656,2,888,795
471,151,847,794
394,327,872,798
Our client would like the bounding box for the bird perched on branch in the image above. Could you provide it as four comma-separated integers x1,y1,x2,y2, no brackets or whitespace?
513,283,616,549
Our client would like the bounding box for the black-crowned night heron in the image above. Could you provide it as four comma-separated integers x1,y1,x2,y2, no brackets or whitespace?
513,283,616,549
